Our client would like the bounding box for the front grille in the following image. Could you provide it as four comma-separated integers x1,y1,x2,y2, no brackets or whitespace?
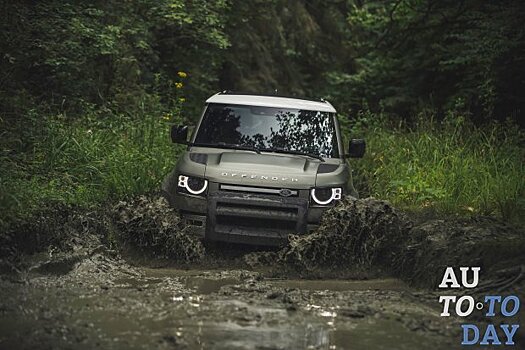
207,191,308,239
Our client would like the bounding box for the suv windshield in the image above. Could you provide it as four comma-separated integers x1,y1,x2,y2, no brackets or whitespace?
194,103,339,158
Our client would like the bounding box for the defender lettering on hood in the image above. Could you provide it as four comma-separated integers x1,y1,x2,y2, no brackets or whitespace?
220,172,299,182
162,92,366,246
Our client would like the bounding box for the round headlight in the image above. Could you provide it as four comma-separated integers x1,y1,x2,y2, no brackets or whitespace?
178,175,208,195
311,187,342,205
187,177,207,193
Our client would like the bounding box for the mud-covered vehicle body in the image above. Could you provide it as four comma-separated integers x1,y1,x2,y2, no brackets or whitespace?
162,92,365,246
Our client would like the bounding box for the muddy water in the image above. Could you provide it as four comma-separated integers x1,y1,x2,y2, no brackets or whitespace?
0,255,462,350
2,197,523,349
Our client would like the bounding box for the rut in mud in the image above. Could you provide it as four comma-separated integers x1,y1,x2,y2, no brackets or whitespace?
0,257,466,349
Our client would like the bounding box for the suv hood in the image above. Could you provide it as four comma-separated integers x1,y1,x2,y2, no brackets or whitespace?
203,151,319,189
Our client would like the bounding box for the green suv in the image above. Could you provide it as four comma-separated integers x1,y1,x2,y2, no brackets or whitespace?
162,92,365,246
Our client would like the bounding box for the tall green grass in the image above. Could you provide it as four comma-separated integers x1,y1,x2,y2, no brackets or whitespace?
0,103,184,227
345,112,525,223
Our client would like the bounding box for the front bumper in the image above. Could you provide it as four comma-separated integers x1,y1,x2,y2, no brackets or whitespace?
207,191,308,246
173,185,329,246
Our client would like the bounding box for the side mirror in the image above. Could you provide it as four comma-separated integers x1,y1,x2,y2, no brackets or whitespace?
171,125,188,144
348,139,366,158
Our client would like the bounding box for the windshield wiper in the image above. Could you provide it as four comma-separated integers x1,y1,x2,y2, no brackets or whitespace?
259,147,325,162
191,142,261,154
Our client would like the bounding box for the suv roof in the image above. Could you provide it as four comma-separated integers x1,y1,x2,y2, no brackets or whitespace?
206,92,336,113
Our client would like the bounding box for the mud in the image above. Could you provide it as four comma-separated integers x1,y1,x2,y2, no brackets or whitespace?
278,197,525,288
114,196,204,263
280,197,412,272
0,257,463,350
0,204,112,276
1,194,524,349
399,217,525,287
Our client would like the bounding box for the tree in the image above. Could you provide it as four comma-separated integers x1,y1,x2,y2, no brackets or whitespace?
331,0,525,122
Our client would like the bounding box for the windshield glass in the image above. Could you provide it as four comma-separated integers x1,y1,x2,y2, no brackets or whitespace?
194,103,339,158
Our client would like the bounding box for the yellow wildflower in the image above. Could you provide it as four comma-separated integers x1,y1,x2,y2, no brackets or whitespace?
177,71,187,78
179,97,186,103
175,82,183,89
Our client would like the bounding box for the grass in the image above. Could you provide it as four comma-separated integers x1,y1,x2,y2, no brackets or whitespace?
0,102,184,228
344,112,525,224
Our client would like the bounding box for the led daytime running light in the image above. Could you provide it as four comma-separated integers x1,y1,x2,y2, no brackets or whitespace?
178,175,208,195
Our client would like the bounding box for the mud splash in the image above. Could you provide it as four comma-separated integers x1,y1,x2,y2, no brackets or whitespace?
2,195,523,290
280,197,412,272
114,195,204,263
0,195,205,275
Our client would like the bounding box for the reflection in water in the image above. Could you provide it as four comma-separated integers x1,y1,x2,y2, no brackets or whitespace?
183,276,240,294
188,321,330,350
195,103,339,158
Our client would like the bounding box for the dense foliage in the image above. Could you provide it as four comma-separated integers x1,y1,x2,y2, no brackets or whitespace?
334,0,525,120
3,1,524,120
344,112,524,222
1,0,229,117
1,0,524,226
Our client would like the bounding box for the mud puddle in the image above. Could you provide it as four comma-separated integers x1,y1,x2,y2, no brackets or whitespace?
116,269,242,295
0,262,461,350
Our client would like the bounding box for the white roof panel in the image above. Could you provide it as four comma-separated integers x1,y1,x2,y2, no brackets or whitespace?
206,93,336,113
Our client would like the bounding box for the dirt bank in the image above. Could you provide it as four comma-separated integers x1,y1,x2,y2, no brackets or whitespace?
399,216,525,288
